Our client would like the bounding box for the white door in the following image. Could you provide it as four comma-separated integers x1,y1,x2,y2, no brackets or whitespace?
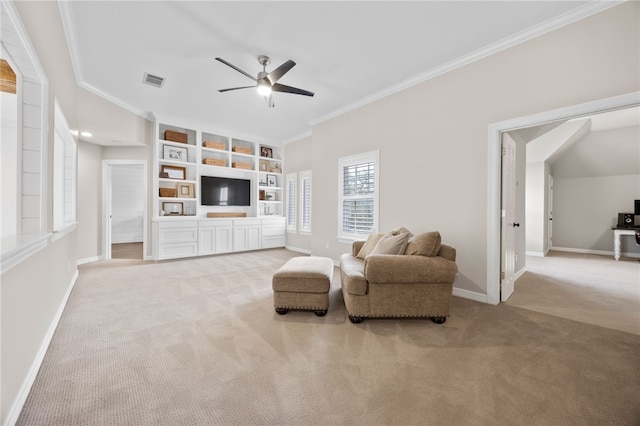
501,133,517,302
547,174,554,252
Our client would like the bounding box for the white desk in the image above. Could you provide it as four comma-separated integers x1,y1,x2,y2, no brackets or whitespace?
612,228,637,261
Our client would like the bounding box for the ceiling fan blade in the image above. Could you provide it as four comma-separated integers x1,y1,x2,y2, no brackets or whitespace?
218,86,255,93
272,83,314,97
267,60,296,84
215,57,256,82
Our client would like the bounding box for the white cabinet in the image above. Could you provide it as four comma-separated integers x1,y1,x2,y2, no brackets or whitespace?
198,220,233,255
156,221,198,260
154,217,285,260
262,217,286,248
233,219,262,252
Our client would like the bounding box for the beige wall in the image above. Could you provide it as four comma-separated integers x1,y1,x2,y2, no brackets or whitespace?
1,2,79,422
283,136,313,251
298,3,640,296
1,2,152,423
77,141,103,260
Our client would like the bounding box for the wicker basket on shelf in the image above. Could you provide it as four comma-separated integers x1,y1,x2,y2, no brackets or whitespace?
232,162,252,170
203,141,226,150
232,146,253,155
203,158,226,167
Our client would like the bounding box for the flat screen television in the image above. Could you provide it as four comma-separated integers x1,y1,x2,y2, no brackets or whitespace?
201,176,251,206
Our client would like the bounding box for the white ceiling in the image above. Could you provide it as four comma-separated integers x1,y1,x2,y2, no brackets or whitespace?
60,1,606,146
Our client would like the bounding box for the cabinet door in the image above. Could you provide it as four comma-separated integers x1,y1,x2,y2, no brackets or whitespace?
215,227,233,253
198,228,216,256
233,227,248,251
247,225,262,250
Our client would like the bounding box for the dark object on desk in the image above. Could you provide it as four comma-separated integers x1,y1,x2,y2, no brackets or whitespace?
636,229,640,245
618,213,635,227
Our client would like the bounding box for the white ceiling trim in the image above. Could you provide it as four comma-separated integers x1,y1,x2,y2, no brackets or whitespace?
57,1,81,86
308,0,624,128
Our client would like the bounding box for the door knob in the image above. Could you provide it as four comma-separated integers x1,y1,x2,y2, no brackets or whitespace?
513,222,520,227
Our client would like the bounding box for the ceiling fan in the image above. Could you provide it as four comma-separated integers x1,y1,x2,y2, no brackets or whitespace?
215,55,314,108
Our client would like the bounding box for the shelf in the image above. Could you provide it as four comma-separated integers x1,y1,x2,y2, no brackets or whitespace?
155,120,284,221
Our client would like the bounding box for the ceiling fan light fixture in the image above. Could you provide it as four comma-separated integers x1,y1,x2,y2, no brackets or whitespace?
256,82,272,97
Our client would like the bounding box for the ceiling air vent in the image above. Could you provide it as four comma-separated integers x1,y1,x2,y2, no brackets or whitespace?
143,72,165,88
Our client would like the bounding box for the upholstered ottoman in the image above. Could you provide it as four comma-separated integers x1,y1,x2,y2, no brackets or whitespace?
272,256,334,316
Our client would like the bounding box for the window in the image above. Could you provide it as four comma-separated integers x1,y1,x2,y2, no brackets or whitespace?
53,100,77,231
299,170,312,233
338,151,379,240
286,172,297,231
1,1,49,273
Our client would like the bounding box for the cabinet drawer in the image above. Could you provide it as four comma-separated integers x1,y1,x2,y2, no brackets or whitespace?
262,236,286,248
234,219,261,226
158,220,197,229
199,220,233,229
158,227,197,244
158,242,198,260
263,225,285,237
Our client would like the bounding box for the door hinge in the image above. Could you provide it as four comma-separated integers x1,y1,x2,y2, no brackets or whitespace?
501,271,505,280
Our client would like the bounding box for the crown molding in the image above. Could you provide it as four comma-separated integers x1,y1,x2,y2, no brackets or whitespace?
309,0,624,128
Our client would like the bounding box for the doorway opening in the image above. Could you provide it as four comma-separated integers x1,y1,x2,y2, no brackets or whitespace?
102,161,148,260
487,91,639,305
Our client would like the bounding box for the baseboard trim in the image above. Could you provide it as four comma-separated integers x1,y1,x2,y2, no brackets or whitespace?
551,246,640,259
285,245,311,255
526,251,545,257
4,269,79,426
77,255,101,265
453,287,489,304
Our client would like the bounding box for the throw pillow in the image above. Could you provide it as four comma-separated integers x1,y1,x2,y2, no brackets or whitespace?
404,231,441,257
391,227,414,237
369,232,411,256
356,232,384,259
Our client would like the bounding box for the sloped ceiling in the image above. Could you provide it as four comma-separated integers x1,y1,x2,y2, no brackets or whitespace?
58,0,612,146
521,106,640,179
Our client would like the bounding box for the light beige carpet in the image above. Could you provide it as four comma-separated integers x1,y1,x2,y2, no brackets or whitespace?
509,251,640,335
17,249,640,425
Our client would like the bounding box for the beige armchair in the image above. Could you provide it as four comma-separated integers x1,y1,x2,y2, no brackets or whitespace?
340,233,457,324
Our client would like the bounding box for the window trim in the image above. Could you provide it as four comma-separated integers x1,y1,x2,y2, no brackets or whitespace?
299,170,312,234
1,1,50,274
285,172,297,232
53,99,77,232
337,150,379,242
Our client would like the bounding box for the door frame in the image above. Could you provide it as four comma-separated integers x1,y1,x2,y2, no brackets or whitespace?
102,160,148,260
486,91,639,305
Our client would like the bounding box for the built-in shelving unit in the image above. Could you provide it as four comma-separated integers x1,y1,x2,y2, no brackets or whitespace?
152,119,286,260
153,121,284,219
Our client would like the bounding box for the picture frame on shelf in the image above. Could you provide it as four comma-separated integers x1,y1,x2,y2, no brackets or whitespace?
162,202,183,216
161,165,186,180
260,146,273,158
259,159,270,172
163,144,188,162
259,175,268,186
176,182,195,198
267,174,277,187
